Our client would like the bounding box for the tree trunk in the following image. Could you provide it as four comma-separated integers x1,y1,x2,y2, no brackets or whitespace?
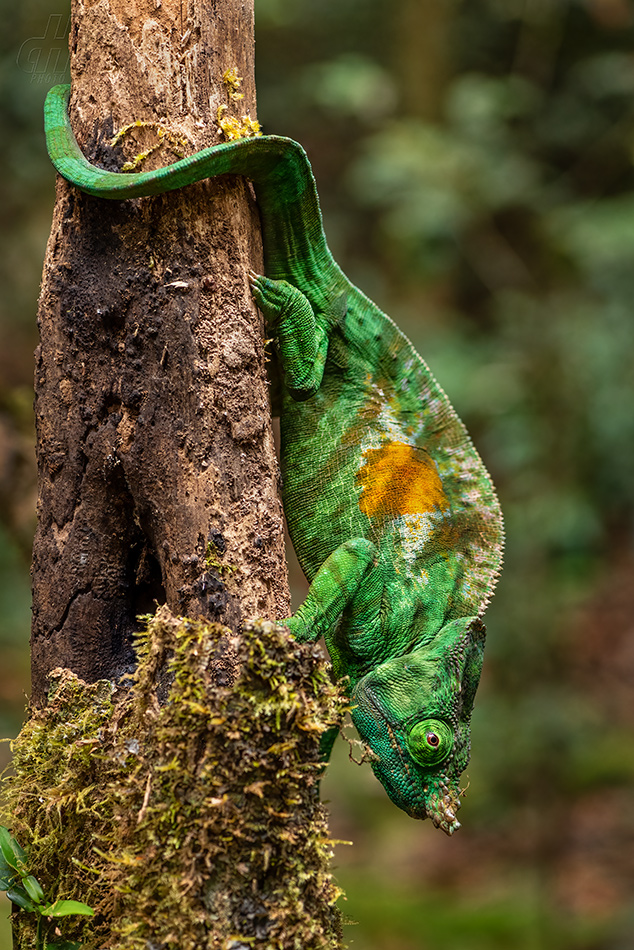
31,0,290,703
9,614,346,949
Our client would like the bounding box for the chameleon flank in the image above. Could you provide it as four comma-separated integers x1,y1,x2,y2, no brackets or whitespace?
45,84,503,835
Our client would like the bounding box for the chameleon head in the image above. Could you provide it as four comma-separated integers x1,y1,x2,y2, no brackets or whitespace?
349,617,486,835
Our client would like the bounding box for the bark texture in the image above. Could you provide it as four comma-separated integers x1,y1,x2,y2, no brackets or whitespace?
31,0,290,703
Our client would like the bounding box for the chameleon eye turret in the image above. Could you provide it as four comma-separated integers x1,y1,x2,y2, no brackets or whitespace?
407,719,454,767
45,82,503,832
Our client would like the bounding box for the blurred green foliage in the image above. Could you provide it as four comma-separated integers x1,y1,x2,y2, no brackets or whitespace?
0,0,65,772
1,0,634,946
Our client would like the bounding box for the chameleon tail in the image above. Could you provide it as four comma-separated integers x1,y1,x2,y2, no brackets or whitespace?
44,84,342,291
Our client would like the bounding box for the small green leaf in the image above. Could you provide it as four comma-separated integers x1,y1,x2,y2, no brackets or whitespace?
0,850,14,882
6,885,37,913
22,874,46,904
46,942,82,950
0,868,17,891
0,826,27,871
42,899,95,918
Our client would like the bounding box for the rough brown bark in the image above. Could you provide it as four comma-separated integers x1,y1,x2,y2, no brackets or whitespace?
31,0,291,703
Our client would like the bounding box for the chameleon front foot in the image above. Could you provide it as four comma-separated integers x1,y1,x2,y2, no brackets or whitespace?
249,273,328,400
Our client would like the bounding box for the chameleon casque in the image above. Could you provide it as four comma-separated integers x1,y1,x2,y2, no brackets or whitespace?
45,83,503,835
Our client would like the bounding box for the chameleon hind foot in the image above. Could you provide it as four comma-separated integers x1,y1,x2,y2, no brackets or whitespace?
249,273,328,400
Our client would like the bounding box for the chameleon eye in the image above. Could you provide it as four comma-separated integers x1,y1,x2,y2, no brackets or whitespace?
407,719,453,767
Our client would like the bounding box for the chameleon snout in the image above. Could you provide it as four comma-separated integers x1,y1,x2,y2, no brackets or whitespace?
424,778,462,835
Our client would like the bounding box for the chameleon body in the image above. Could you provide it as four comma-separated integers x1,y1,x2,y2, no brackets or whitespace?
45,84,503,834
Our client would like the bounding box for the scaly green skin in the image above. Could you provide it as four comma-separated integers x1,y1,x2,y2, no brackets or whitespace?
45,84,503,834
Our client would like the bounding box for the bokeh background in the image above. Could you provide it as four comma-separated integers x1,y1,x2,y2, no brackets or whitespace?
2,0,634,947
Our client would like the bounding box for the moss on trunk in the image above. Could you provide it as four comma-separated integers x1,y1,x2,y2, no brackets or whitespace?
6,610,346,949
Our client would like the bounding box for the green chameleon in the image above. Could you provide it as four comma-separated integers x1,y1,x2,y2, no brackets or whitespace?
45,84,503,835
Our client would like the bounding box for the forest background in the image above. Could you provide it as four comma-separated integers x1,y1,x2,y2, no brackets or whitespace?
1,0,634,948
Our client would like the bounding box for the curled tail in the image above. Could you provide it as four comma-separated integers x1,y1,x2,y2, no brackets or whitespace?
44,84,341,288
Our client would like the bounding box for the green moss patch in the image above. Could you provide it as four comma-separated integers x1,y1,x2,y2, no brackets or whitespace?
3,608,347,949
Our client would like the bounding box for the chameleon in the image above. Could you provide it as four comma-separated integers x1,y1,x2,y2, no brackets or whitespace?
44,83,503,835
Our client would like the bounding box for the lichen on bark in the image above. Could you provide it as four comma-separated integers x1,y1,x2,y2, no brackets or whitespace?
5,610,347,949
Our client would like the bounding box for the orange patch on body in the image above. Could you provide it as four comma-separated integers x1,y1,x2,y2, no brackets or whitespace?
356,441,448,520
